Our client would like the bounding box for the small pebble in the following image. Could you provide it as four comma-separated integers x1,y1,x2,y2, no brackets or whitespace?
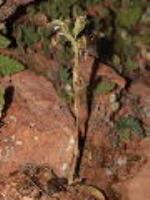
11,135,16,141
109,93,117,103
3,138,9,143
34,136,39,141
23,197,34,200
111,102,120,112
142,107,150,117
116,157,127,166
62,163,68,172
29,122,36,128
16,140,23,146
65,84,72,92
105,168,113,176
9,115,17,122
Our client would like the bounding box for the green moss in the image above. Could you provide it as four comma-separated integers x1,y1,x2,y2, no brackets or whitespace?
95,80,116,94
126,58,138,72
116,115,144,139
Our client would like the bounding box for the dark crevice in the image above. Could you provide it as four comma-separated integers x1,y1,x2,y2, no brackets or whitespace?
2,85,15,117
85,58,101,134
74,129,86,178
75,58,101,178
97,36,114,63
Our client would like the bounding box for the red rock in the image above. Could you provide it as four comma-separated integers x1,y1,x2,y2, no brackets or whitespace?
0,70,77,178
113,138,150,200
98,64,126,89
129,79,150,100
80,57,126,89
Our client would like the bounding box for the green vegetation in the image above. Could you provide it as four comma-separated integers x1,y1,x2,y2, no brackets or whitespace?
59,66,72,85
49,15,87,104
17,25,41,47
14,0,149,75
117,1,142,29
111,0,149,73
0,34,11,48
116,115,144,141
26,0,103,19
58,66,73,103
16,24,52,48
95,80,116,94
0,55,25,76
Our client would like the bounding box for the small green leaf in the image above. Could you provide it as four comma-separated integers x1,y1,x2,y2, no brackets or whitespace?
126,58,138,72
117,6,142,28
95,80,116,94
0,55,25,76
85,0,102,7
21,25,41,46
116,115,144,137
38,27,52,38
59,66,72,85
59,88,73,103
0,34,11,48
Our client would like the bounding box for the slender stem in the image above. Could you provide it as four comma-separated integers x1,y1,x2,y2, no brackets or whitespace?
52,19,86,183
55,22,81,183
58,32,80,128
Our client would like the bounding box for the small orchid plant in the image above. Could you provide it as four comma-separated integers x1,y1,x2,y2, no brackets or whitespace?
51,16,87,183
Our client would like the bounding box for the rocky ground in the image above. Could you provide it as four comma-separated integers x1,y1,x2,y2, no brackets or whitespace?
0,59,149,199
0,0,149,200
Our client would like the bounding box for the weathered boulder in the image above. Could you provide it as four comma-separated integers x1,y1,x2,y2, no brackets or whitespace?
0,70,77,178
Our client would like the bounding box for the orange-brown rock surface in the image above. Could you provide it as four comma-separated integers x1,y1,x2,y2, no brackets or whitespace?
113,138,150,200
0,70,77,178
